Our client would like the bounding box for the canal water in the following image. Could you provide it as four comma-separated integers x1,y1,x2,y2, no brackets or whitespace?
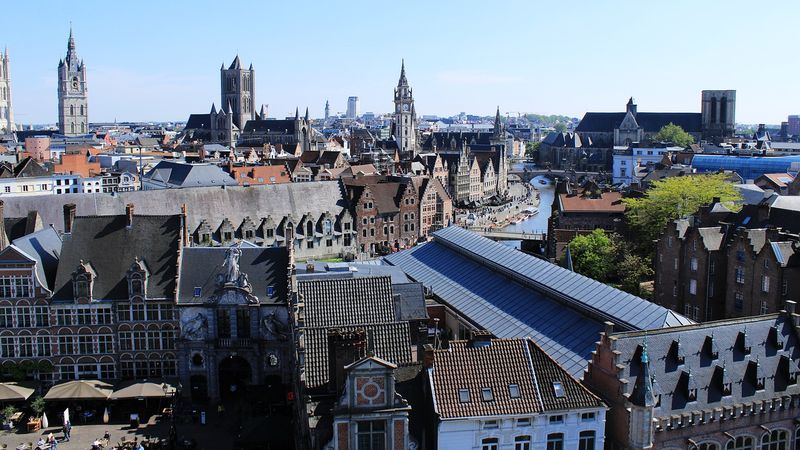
502,169,555,249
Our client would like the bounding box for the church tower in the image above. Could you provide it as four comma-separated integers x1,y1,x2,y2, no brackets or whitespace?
220,56,255,130
0,47,15,134
393,60,417,159
58,28,88,136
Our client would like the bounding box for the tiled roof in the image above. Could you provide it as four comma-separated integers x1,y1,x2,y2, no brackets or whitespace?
557,191,625,213
304,322,411,389
298,276,396,328
430,338,602,419
608,314,800,417
576,112,701,133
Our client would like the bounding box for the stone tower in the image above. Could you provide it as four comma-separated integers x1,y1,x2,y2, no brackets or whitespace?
0,47,15,134
324,100,330,122
220,56,255,130
58,28,88,136
393,60,417,158
701,90,736,141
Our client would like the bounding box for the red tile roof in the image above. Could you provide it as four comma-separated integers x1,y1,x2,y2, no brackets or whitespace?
558,191,625,213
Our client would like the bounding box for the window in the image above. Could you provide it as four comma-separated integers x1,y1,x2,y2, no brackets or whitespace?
217,309,231,338
481,438,498,450
159,304,175,321
509,384,520,398
0,337,13,357
193,287,202,297
579,431,596,450
76,308,92,325
761,430,788,450
0,276,32,297
458,388,470,403
36,336,51,357
132,331,146,351
117,304,129,322
98,335,113,353
481,387,494,401
236,308,251,338
735,267,745,284
147,331,161,350
549,415,564,424
58,336,74,355
581,412,596,422
552,381,565,398
0,307,11,327
78,336,93,354
18,336,33,357
690,257,698,272
131,304,145,321
761,301,769,315
725,436,754,450
96,308,112,325
762,275,770,293
689,279,697,295
546,433,564,450
514,435,531,450
516,418,531,427
16,307,31,328
734,292,744,311
356,420,385,450
483,420,499,429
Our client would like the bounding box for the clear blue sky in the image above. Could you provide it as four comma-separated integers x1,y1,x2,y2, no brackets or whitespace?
3,0,798,125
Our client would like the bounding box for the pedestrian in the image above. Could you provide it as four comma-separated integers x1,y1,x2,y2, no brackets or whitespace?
46,433,56,450
63,421,71,442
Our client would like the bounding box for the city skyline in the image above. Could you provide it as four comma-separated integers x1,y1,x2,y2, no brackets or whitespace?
2,0,798,125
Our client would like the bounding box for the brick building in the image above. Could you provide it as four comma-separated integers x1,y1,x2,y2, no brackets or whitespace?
584,311,800,450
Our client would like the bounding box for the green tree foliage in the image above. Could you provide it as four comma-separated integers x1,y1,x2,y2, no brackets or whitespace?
525,113,575,126
525,141,541,159
653,122,695,147
30,396,46,418
554,123,568,133
566,229,615,281
1,405,17,423
623,173,740,250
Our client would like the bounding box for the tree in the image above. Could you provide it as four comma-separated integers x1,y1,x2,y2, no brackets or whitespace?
653,122,695,147
525,141,541,159
623,173,740,250
30,396,46,418
565,229,615,281
554,122,568,133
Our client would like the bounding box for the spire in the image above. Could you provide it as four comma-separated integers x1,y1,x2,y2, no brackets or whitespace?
226,100,233,114
68,26,75,51
210,103,217,114
493,106,502,135
248,62,253,71
630,340,656,407
304,107,309,121
229,55,241,70
295,107,299,120
398,59,408,86
259,104,268,120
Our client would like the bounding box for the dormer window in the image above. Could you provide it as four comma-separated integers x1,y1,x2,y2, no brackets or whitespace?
680,370,698,401
670,339,686,365
458,388,470,403
715,364,732,396
130,277,143,296
748,359,765,391
193,287,202,297
481,387,494,402
769,326,784,350
75,278,89,298
704,334,720,360
509,384,520,399
736,330,751,355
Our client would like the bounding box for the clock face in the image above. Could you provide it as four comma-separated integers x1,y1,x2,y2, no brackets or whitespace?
402,104,409,112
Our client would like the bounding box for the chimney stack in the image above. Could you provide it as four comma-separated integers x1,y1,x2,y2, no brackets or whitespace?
423,344,435,369
181,204,189,247
604,321,615,337
306,261,315,273
126,203,135,228
468,329,493,348
327,328,366,395
0,201,8,250
63,204,76,234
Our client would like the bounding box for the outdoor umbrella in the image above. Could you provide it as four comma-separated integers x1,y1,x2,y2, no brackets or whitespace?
44,380,113,401
0,382,35,402
110,380,176,400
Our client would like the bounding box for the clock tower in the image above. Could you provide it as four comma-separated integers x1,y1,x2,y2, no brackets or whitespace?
393,60,417,158
58,28,88,136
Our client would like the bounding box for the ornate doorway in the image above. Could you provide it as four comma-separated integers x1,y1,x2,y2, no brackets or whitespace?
218,355,251,398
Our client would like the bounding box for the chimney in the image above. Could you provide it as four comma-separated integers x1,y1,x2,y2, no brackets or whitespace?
327,328,366,395
306,261,315,273
181,204,189,247
423,344,435,369
0,201,7,250
604,321,615,337
63,204,76,234
468,329,493,348
125,203,134,228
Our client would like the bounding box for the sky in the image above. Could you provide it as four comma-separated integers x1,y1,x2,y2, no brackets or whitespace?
3,0,798,125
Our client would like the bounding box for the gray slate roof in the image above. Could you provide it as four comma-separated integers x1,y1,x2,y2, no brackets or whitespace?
611,314,800,416
53,214,182,301
2,181,347,236
178,247,289,304
392,282,427,321
11,226,62,291
384,226,692,378
143,161,237,188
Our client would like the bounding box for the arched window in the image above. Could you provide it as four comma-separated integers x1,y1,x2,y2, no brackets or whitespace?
481,438,498,450
546,433,564,450
130,277,143,297
70,123,75,134
761,430,789,450
70,105,74,116
725,436,754,450
515,435,531,450
694,443,719,450
578,431,596,450
306,221,313,237
80,105,84,116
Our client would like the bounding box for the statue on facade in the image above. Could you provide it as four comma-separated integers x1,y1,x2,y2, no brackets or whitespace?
223,245,242,284
180,312,209,340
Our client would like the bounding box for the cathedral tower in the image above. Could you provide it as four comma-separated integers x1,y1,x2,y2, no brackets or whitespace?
393,60,417,158
58,28,88,136
0,47,15,134
221,56,255,130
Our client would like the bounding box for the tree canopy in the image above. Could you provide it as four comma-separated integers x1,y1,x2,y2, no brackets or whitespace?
565,229,615,281
622,173,740,248
653,122,695,147
525,141,541,159
554,123,568,133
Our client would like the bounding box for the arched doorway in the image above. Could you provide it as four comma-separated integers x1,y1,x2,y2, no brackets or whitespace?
218,356,251,399
190,375,208,403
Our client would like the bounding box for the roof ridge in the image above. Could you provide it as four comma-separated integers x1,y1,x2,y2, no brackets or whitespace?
612,313,781,338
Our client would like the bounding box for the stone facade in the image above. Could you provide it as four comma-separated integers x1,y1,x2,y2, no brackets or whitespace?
220,56,255,130
0,48,14,134
57,29,88,136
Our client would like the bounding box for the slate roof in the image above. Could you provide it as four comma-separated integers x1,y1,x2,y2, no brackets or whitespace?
575,112,702,133
242,119,297,134
185,114,212,130
177,247,289,304
609,314,800,416
298,276,395,328
52,214,182,301
143,161,238,188
11,226,62,291
384,227,692,378
2,181,347,237
430,338,603,420
392,282,427,321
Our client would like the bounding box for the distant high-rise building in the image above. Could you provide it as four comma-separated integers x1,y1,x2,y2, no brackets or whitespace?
788,115,800,136
700,90,736,140
57,28,88,136
220,55,255,130
0,47,14,134
346,96,359,119
324,100,330,122
393,60,417,158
